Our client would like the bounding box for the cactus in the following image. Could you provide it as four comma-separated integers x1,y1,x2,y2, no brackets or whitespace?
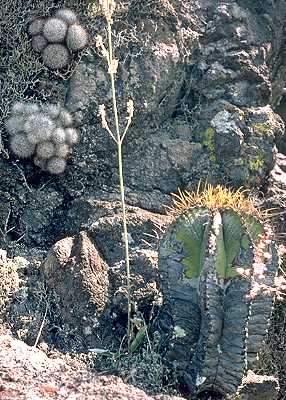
42,44,70,70
24,113,56,143
44,103,61,120
28,9,88,70
66,24,88,51
36,141,55,159
65,128,78,144
4,116,25,135
51,127,66,144
158,186,278,398
55,143,70,158
43,17,68,43
6,101,78,174
55,9,78,25
10,134,35,158
11,101,27,115
31,35,48,53
59,110,73,127
28,18,45,36
46,157,66,174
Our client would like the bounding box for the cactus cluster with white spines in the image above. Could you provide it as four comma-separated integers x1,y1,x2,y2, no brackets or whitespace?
5,101,78,174
28,9,88,70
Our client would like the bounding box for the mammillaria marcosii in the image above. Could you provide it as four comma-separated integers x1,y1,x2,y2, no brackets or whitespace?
5,101,78,174
158,186,279,398
28,9,88,70
55,9,78,25
43,17,68,43
42,44,70,70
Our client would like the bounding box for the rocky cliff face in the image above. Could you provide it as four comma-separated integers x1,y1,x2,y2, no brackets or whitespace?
0,0,286,399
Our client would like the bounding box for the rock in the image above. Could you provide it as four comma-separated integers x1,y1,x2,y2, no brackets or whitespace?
0,250,20,307
42,202,168,349
237,370,279,400
66,24,184,126
0,334,185,400
43,232,110,348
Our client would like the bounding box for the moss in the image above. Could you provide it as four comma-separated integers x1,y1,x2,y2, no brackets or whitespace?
202,127,216,163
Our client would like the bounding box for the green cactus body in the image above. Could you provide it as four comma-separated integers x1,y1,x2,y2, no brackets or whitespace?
158,200,277,397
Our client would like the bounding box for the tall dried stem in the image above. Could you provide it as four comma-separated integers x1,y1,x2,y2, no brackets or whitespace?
97,0,134,352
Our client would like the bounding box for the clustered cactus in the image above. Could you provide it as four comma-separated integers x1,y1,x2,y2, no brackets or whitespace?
158,186,278,397
5,101,78,174
28,9,88,69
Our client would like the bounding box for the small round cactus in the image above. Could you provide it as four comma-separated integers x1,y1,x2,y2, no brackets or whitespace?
65,128,78,144
32,35,48,53
43,17,68,43
51,127,66,144
6,101,78,174
5,116,24,135
59,110,73,127
28,18,45,36
24,103,40,114
36,141,56,159
10,134,36,158
44,103,61,120
28,9,88,70
55,143,70,158
42,44,70,70
24,113,55,143
66,24,88,51
46,157,66,174
55,9,78,25
11,101,27,115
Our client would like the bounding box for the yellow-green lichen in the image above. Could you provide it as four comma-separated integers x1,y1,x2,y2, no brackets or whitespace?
252,122,269,135
202,127,216,163
249,155,264,171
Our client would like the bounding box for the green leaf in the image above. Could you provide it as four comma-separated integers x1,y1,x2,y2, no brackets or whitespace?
130,326,147,353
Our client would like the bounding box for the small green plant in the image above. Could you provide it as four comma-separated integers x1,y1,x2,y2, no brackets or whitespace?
97,0,134,352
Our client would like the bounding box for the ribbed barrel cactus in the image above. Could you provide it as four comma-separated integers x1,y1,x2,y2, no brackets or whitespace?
158,186,278,398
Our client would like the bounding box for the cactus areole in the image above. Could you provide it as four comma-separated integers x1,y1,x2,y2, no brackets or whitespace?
158,187,278,397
